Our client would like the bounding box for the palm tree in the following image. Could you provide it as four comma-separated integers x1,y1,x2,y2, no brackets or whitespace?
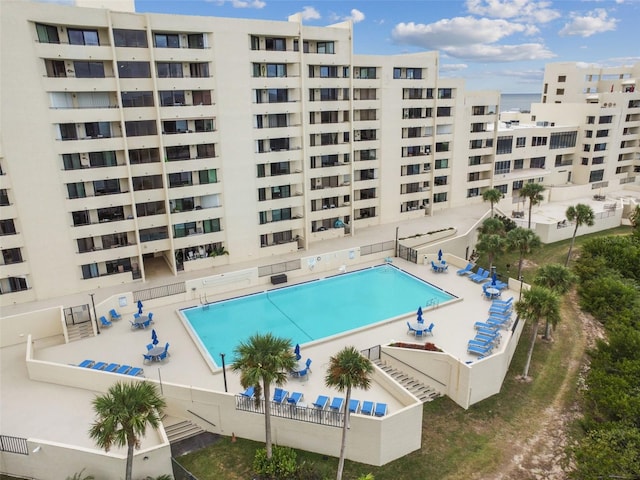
231,333,296,459
89,382,166,480
506,227,541,279
475,233,506,271
564,203,595,266
324,346,374,480
515,286,560,379
477,217,506,236
482,188,503,217
533,263,576,339
520,183,545,229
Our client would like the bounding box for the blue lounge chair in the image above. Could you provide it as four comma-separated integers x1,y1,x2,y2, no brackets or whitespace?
115,365,132,374
330,397,344,412
492,297,514,306
99,316,112,327
126,367,144,376
361,401,375,415
468,344,493,356
374,402,388,417
104,363,120,373
348,399,360,413
476,333,500,344
477,326,500,337
312,395,329,409
468,268,485,282
273,388,288,403
287,392,304,405
91,362,107,370
489,303,512,313
456,262,474,275
474,321,499,331
109,309,122,320
472,270,491,283
78,359,94,368
241,386,255,398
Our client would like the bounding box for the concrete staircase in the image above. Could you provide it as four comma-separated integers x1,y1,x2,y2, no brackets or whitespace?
66,322,94,342
373,359,441,403
164,418,206,444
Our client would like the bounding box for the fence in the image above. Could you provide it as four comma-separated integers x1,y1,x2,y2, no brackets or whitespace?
0,435,29,455
171,458,198,480
360,345,381,361
133,282,186,302
360,240,395,256
257,259,301,278
235,396,345,428
398,244,418,263
63,304,91,326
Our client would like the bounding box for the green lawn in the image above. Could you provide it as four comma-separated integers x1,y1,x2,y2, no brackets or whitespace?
177,226,633,479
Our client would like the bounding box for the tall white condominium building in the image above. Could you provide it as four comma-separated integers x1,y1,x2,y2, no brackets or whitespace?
1,0,638,304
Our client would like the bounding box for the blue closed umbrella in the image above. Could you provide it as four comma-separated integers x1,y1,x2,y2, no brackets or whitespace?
417,306,424,324
438,249,443,261
294,343,301,360
491,272,497,286
137,300,143,314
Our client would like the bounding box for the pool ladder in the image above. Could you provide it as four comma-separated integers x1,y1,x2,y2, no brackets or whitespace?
425,298,439,309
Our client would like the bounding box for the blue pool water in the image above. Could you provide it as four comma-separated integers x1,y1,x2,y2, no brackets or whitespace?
182,265,454,366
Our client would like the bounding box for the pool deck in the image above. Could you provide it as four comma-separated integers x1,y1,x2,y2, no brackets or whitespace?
1,203,516,452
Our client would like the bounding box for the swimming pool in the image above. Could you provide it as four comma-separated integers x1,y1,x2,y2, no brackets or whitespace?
182,265,455,366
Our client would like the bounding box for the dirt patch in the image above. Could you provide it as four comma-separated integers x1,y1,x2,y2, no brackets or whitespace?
489,291,604,480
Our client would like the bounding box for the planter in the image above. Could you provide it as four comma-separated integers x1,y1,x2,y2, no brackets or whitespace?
389,341,443,352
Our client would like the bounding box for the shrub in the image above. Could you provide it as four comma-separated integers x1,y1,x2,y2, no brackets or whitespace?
253,445,298,479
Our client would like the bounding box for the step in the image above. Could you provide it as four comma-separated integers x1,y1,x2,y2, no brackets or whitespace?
164,420,205,444
375,360,442,403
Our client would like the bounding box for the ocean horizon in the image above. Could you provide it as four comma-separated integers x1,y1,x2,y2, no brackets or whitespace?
500,93,541,112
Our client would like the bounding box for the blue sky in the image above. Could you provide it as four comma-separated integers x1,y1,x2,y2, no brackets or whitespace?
42,0,640,93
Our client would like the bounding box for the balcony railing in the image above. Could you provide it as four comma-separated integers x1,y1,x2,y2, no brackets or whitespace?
235,396,344,428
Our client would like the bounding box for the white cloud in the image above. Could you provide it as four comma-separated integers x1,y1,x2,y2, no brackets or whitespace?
299,6,320,21
211,0,266,9
392,17,528,49
331,8,365,24
439,63,469,72
559,9,618,37
465,0,561,23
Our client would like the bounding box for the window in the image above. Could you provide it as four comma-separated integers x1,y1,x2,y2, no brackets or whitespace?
156,62,183,78
596,129,609,138
71,211,90,227
190,63,210,78
125,120,157,136
188,34,205,49
82,263,99,279
251,35,260,50
530,157,546,168
434,176,448,186
514,159,524,170
558,75,566,82
468,172,480,181
129,148,160,164
136,201,165,217
122,91,154,107
516,137,526,148
194,119,214,132
585,130,593,138
36,23,59,44
356,67,376,79
582,157,589,166
165,145,191,161
97,206,124,222
320,66,338,78
154,33,180,48
255,63,287,77
594,143,607,152
45,60,66,77
74,61,105,78
589,170,604,182
494,161,511,174
587,116,595,124
550,131,577,149
599,115,613,124
437,107,451,117
192,90,212,105
113,29,147,47
67,182,86,199
85,122,111,138
495,184,508,194
265,37,286,51
2,248,23,264
118,61,151,78
556,89,564,95
468,156,481,166
592,156,605,165
467,188,480,198
435,142,449,152
163,120,188,134
93,179,120,195
437,88,452,99
496,136,513,155
168,172,192,188
89,151,117,167
159,90,185,106
59,123,77,141
197,144,216,158
198,169,218,185
433,192,448,203
0,219,16,236
68,29,99,46
407,68,422,79
512,180,523,190
203,219,221,233
435,159,449,169
403,88,423,100
0,189,9,206
316,41,334,54
531,136,547,146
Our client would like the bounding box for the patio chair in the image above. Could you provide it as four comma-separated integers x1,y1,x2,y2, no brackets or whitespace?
348,399,360,414
157,350,169,361
329,397,344,412
115,365,132,374
456,262,474,275
104,363,120,373
305,358,312,372
163,342,170,356
407,321,417,335
99,316,112,327
361,401,375,416
240,386,255,398
126,367,144,376
272,388,288,404
286,392,304,405
312,395,329,409
374,403,388,417
142,353,154,364
146,343,154,351
147,312,154,324
415,328,425,338
78,359,94,368
109,309,122,320
468,268,485,282
142,318,152,329
424,322,435,336
130,320,143,329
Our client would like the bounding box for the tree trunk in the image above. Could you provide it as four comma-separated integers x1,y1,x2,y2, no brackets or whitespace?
543,319,551,340
522,320,539,379
263,381,272,459
336,387,351,480
517,254,524,280
565,226,578,266
528,200,533,229
126,438,135,480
